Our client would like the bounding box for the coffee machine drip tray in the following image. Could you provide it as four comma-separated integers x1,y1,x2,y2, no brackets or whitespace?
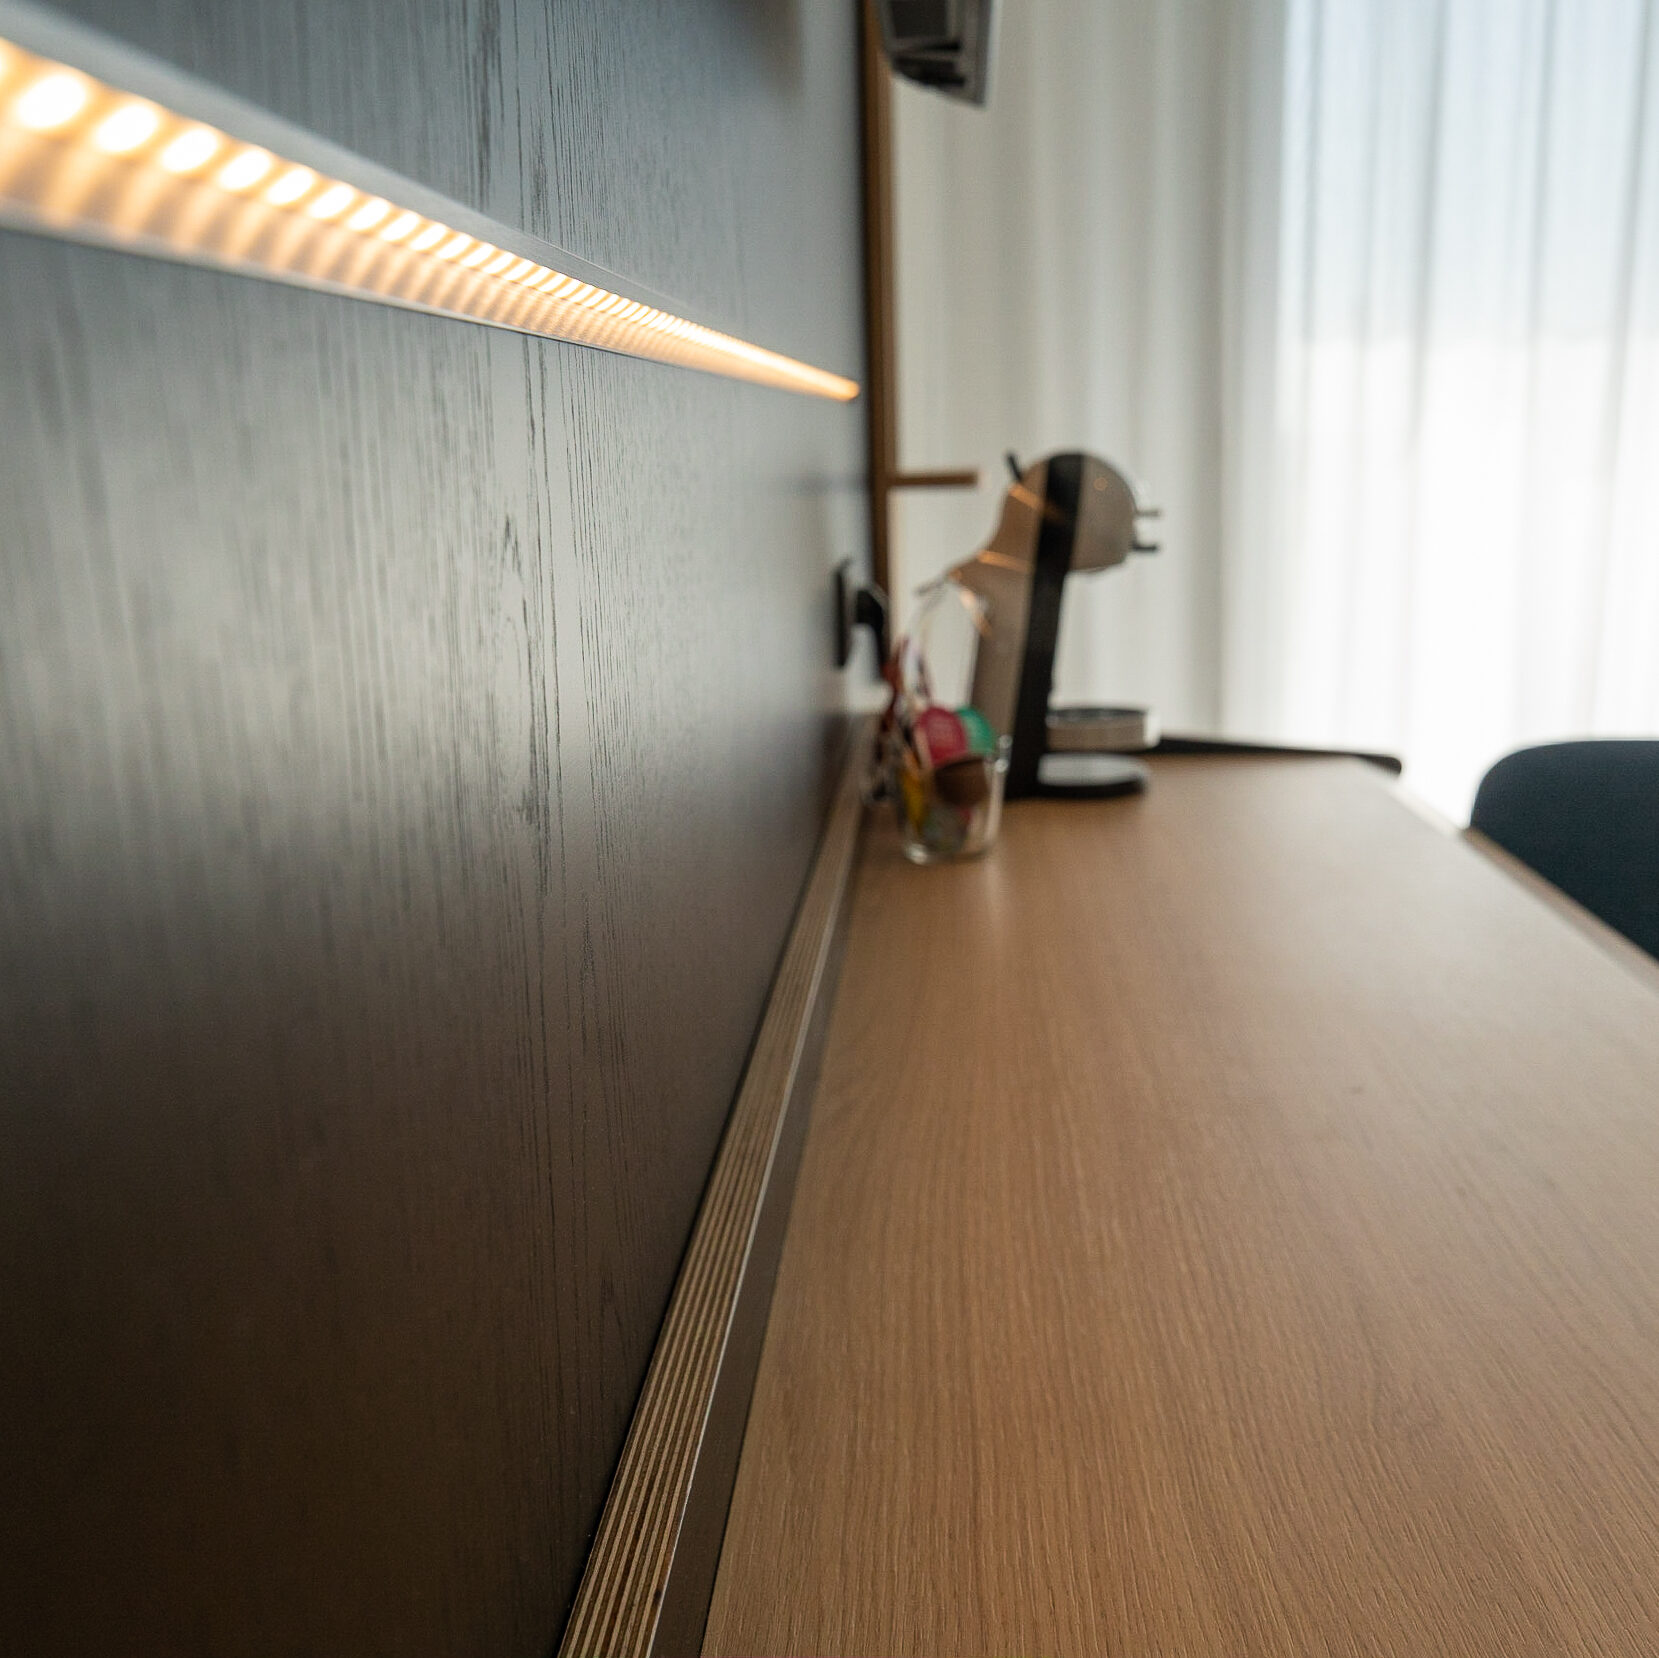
1035,751,1151,796
1046,705,1159,754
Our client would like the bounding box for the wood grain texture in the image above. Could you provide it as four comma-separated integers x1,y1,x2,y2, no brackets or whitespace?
558,719,868,1658
0,1,866,1652
705,755,1659,1657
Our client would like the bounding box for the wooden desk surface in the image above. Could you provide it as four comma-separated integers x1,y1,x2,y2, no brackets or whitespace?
703,756,1659,1657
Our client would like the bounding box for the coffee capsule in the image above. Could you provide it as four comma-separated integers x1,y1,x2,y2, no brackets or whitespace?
914,705,969,768
957,705,998,757
933,755,991,809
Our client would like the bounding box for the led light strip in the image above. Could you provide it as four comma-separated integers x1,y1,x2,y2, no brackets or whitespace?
0,31,859,401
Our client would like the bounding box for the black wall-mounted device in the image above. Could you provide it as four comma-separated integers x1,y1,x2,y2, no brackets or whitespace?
874,0,998,105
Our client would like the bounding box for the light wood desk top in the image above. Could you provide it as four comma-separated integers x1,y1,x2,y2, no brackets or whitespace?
704,755,1659,1657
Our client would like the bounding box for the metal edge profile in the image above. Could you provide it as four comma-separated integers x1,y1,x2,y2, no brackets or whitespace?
1463,828,1659,996
1151,733,1404,775
556,718,873,1658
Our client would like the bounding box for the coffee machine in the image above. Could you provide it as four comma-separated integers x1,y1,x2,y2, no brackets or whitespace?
948,451,1160,798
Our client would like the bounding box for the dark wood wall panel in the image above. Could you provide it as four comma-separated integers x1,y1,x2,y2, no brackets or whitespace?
0,1,865,1651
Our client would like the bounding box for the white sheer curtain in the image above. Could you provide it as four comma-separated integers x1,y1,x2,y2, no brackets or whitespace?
893,0,1659,820
1228,0,1659,818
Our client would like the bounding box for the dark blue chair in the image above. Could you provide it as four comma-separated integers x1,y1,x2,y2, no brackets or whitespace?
1471,740,1659,961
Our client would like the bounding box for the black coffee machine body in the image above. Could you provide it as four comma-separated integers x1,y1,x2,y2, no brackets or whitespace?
949,451,1160,798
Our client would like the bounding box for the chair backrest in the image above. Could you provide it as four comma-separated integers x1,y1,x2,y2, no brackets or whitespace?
1471,740,1659,961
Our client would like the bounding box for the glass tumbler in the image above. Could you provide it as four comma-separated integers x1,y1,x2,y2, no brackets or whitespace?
889,730,1011,863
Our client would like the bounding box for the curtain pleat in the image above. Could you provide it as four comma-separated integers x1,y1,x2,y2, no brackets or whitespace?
1236,0,1659,817
892,0,1659,820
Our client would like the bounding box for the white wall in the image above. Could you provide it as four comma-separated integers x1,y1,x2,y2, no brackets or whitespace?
889,0,1237,731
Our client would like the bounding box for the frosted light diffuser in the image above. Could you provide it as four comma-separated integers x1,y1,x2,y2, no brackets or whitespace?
0,32,859,401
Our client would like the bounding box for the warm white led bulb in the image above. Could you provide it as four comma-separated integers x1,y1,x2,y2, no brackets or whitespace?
264,165,314,206
346,196,390,232
306,182,354,220
92,100,160,154
0,34,858,401
15,69,88,131
158,125,220,174
217,146,273,191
